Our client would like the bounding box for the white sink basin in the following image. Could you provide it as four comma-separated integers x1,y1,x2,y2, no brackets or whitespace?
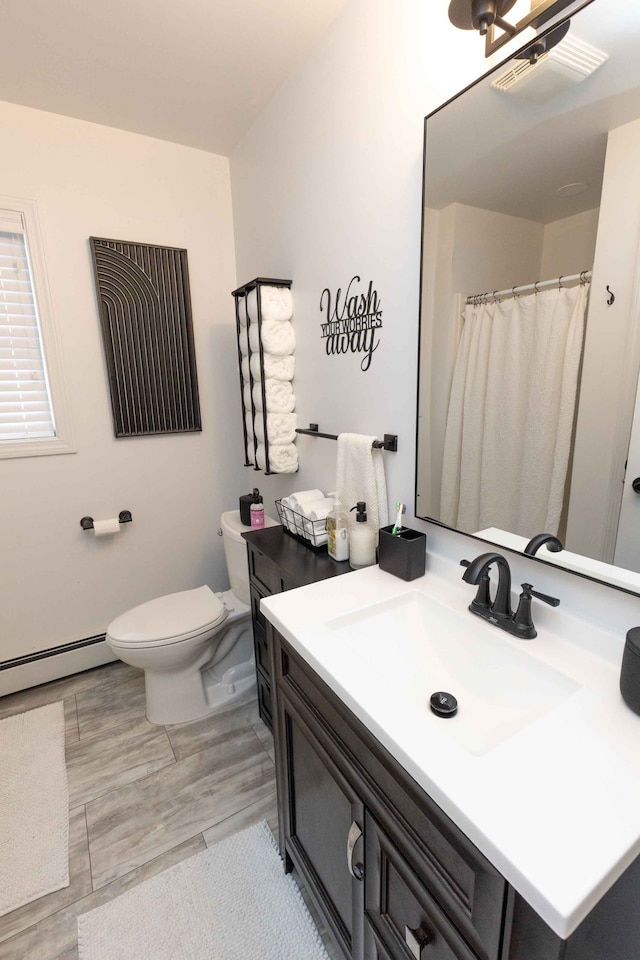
325,592,581,755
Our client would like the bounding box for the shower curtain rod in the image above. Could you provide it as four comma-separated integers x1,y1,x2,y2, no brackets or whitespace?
465,270,592,305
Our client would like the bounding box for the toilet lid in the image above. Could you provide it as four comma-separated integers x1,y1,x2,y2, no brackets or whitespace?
107,585,227,645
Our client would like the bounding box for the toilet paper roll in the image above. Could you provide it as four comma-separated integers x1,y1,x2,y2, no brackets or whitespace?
93,518,121,537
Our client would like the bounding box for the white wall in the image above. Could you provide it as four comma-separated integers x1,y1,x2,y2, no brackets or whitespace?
567,116,640,562
540,208,600,280
230,0,640,634
0,100,245,668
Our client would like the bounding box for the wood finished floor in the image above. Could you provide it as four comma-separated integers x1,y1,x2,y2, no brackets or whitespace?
0,661,338,960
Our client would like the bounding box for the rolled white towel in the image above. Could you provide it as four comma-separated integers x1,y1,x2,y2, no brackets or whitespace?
306,497,335,521
235,295,248,328
239,326,249,358
249,320,295,357
289,489,325,513
278,495,294,531
241,356,250,382
252,379,295,414
254,412,297,445
243,383,253,412
301,498,334,542
250,352,294,382
245,410,254,439
247,286,293,324
245,439,255,465
256,442,298,474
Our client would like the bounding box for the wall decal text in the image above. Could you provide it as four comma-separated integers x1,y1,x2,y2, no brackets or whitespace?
319,275,383,371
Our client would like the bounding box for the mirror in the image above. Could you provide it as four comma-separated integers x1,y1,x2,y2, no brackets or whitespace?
417,0,640,593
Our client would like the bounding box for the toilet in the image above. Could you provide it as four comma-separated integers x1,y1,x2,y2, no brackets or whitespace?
105,510,276,725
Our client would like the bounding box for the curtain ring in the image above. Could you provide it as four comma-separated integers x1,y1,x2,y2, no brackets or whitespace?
558,275,564,291
534,280,540,295
511,285,517,298
493,290,499,303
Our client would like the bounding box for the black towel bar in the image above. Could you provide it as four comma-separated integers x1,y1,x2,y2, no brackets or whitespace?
295,424,398,452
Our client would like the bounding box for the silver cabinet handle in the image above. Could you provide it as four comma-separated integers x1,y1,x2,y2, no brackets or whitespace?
346,820,363,880
405,925,433,960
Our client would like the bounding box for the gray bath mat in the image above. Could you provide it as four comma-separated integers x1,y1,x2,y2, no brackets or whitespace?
78,820,330,959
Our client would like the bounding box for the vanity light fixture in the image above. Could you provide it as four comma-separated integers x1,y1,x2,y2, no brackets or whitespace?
447,0,576,57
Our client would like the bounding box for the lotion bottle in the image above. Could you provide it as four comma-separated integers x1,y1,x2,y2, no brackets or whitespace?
349,501,376,569
327,500,349,561
250,488,265,529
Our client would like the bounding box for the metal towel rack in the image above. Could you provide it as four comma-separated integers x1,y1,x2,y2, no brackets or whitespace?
295,423,398,452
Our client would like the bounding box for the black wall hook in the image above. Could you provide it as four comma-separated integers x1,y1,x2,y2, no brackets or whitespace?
607,285,616,306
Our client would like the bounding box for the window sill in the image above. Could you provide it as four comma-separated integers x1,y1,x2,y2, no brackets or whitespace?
0,437,77,460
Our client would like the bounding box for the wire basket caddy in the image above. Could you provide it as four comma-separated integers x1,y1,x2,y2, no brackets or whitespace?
275,499,328,552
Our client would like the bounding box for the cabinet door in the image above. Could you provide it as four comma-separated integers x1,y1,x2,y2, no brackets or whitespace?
279,695,364,960
364,813,477,960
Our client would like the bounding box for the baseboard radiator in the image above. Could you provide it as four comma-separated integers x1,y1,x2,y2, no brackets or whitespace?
0,635,115,697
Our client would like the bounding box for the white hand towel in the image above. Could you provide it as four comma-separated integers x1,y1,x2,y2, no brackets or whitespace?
245,439,255,465
250,353,295,382
243,383,252,412
256,443,298,474
235,295,248,328
252,379,295,414
241,356,250,382
245,411,254,439
336,433,388,532
249,320,295,357
247,286,293,324
239,326,249,358
289,489,325,513
254,412,297,445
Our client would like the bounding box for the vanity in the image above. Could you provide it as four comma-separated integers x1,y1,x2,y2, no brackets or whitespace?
242,525,351,730
261,556,640,960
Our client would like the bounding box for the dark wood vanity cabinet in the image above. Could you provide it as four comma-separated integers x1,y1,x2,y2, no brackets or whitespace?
242,526,350,731
270,625,506,960
268,624,640,960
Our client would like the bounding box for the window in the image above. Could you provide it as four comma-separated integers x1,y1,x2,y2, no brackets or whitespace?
0,197,73,458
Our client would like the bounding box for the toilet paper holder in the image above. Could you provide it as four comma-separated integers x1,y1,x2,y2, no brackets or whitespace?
80,510,133,531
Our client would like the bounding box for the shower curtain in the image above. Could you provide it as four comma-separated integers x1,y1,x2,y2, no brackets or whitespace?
440,283,590,537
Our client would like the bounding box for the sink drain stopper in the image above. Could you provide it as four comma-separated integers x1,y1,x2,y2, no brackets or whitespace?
430,691,458,718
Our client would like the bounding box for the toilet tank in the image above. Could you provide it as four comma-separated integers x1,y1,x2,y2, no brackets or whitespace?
220,510,277,605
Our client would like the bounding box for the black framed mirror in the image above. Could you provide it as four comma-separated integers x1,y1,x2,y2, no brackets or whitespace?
416,0,640,593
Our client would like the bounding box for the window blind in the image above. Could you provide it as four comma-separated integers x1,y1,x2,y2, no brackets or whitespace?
0,212,56,442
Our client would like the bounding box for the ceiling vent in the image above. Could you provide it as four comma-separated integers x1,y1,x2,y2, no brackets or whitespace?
491,35,609,103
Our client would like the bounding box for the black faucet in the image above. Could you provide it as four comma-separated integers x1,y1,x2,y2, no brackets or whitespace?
461,552,559,639
524,533,563,556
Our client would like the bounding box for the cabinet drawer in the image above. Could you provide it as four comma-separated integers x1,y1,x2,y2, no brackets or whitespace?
365,812,477,960
257,672,273,730
276,639,505,960
248,546,284,595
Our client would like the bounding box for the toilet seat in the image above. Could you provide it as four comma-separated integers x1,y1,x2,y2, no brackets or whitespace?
107,585,227,648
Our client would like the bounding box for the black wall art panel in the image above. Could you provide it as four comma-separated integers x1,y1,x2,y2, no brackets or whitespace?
90,237,201,438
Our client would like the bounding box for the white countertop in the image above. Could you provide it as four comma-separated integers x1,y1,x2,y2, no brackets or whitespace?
261,554,640,940
476,526,640,593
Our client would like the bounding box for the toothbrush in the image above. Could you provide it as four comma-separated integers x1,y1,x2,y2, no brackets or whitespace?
392,502,405,535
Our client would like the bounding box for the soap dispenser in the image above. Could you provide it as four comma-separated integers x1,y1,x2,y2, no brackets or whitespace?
250,488,264,529
349,501,376,570
327,500,349,562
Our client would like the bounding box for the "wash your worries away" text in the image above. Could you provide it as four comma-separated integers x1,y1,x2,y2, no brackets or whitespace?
319,275,383,372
